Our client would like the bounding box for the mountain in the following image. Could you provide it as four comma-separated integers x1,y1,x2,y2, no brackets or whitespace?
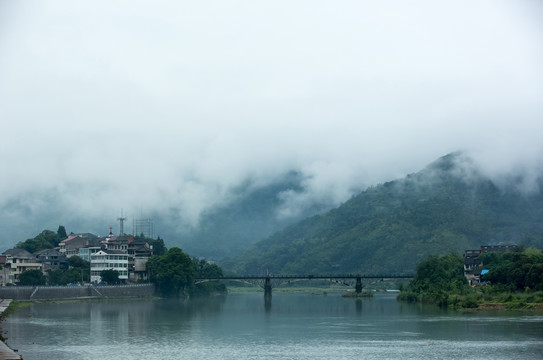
222,153,543,275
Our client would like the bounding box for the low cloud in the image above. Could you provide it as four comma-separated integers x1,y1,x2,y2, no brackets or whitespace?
1,0,542,244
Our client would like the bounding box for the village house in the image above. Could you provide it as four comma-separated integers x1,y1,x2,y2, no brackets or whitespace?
463,249,483,286
102,235,153,282
59,234,101,257
90,249,129,283
1,248,43,284
78,246,101,262
0,256,9,286
463,245,517,286
34,248,67,272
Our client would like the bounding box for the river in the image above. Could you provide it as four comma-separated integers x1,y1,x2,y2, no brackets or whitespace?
2,292,542,359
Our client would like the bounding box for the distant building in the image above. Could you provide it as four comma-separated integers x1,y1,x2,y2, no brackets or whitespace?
0,256,9,285
103,235,153,282
1,248,43,284
90,250,129,283
78,247,101,262
463,249,483,286
480,245,517,253
463,244,517,286
34,248,67,272
59,234,101,257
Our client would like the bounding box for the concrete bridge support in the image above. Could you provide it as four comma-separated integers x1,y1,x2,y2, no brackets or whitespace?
355,277,362,294
264,276,272,300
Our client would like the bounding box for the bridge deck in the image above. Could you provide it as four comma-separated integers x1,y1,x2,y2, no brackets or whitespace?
196,274,414,280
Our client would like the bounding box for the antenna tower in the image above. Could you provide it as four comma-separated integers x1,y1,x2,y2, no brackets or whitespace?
117,209,127,236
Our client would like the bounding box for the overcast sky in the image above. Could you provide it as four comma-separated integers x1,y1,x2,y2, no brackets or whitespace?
1,0,542,239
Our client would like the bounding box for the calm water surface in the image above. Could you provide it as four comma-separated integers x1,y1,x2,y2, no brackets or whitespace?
2,293,542,359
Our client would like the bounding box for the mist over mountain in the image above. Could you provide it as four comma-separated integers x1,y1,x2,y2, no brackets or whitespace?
0,171,341,256
2,2,543,259
161,171,339,259
222,153,543,275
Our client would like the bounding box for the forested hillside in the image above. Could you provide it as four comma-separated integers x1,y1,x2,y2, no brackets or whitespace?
178,171,334,259
223,153,543,275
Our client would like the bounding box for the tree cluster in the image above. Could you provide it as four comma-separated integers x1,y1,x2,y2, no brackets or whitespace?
480,247,543,291
47,256,90,286
398,253,469,306
147,247,225,297
16,226,68,253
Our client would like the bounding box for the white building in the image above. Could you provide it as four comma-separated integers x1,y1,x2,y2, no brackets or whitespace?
90,250,129,283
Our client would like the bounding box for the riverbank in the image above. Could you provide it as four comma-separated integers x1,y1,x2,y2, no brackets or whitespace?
398,289,543,312
0,299,22,360
0,284,154,301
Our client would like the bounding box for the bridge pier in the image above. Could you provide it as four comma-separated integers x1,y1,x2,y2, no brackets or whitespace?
264,276,272,299
355,276,362,294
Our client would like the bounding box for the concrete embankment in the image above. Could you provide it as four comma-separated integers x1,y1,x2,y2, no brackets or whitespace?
0,284,155,301
0,299,21,360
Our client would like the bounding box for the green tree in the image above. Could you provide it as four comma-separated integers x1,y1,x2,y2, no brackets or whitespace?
191,258,226,296
57,225,68,240
193,258,223,277
100,269,120,285
147,247,195,297
16,230,62,253
68,255,90,269
400,252,468,306
19,269,46,286
480,248,543,291
47,269,66,286
46,256,90,285
152,236,166,256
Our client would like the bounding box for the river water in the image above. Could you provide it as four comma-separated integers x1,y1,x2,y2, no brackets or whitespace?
2,292,542,360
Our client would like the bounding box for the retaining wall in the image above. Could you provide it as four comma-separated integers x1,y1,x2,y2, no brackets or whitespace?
0,284,155,300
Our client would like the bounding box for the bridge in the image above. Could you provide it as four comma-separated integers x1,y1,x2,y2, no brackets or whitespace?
195,274,414,298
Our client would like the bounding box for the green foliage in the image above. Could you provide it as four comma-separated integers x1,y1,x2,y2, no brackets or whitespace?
191,258,226,296
100,269,120,285
147,247,196,297
57,225,68,240
16,229,63,253
19,269,46,286
399,253,469,306
399,249,543,309
150,236,166,256
46,256,90,285
193,258,223,278
68,255,90,269
480,248,543,291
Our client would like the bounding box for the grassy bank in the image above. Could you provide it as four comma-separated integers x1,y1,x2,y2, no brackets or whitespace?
398,287,543,311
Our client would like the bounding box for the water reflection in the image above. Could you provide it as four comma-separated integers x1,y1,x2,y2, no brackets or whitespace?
2,293,542,360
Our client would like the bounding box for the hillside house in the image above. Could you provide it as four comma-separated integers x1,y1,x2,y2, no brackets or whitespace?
59,234,101,257
78,247,101,262
463,245,517,286
0,256,9,285
1,248,43,284
103,235,153,282
463,249,483,286
34,248,67,271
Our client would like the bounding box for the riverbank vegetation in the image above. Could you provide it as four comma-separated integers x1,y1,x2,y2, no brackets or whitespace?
147,247,226,298
398,249,543,310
